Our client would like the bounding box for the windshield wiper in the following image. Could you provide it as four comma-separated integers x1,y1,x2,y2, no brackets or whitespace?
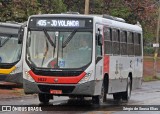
43,29,56,48
62,29,77,48
41,38,49,66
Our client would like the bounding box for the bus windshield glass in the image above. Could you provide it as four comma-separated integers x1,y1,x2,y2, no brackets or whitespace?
26,30,93,69
0,35,22,63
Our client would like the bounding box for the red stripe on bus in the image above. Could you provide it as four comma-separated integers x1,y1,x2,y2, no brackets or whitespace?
104,55,109,74
28,70,86,84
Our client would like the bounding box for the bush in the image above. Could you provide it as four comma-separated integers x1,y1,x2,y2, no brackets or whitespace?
144,47,154,56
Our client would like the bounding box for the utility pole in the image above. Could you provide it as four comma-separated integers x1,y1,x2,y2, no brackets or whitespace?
154,0,160,77
84,0,90,14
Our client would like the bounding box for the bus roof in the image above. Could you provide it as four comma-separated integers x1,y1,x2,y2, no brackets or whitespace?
0,22,21,28
0,22,21,35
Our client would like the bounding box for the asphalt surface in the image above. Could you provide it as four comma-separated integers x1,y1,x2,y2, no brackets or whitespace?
0,81,160,114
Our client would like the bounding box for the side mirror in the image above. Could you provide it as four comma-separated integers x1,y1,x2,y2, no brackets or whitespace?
18,27,24,44
96,33,102,45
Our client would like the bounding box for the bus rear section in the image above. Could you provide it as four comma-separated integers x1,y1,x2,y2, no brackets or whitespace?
23,14,143,104
0,22,23,84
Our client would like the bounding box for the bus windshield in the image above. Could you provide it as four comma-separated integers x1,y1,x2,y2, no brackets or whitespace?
0,35,22,64
26,29,93,69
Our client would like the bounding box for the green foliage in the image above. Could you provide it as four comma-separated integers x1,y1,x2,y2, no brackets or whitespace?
143,76,155,82
13,0,39,22
0,1,12,21
144,47,154,55
109,7,131,19
91,0,104,14
0,0,158,44
62,0,84,13
143,29,155,43
40,0,66,14
0,0,67,22
0,0,39,22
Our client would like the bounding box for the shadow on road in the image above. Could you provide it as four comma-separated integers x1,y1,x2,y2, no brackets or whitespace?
0,83,22,90
37,98,128,111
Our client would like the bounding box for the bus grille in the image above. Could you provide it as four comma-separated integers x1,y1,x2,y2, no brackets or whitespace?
32,70,83,77
38,85,75,94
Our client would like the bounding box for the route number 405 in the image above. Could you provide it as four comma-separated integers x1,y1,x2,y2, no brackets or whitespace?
37,20,47,26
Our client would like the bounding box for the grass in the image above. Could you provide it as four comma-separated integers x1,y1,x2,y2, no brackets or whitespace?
144,56,160,62
143,56,160,82
143,76,160,82
156,76,160,80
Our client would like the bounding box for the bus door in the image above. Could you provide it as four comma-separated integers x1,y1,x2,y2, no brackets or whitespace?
95,24,103,82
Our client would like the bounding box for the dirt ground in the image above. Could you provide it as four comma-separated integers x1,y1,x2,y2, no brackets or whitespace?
143,56,160,78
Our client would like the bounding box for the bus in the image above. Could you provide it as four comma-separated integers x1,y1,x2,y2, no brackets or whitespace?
22,14,143,104
0,22,23,84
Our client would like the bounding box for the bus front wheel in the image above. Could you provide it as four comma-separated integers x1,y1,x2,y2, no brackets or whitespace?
92,82,106,104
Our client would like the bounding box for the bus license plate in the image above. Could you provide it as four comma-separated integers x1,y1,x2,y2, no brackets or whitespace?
50,89,62,94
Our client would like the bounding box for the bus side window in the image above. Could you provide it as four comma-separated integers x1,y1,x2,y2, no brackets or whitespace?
138,33,142,56
120,31,127,55
104,27,112,54
96,29,102,57
112,29,120,55
127,32,134,56
134,33,141,56
96,38,102,57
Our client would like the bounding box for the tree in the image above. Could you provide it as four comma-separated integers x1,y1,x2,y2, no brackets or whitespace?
0,0,67,22
0,0,158,45
107,0,131,19
125,0,158,43
63,0,84,13
39,0,66,14
0,0,39,22
0,0,12,21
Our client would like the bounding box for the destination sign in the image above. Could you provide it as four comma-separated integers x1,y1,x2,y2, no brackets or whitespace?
36,19,86,28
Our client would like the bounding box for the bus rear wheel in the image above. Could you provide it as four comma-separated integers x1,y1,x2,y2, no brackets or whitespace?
122,77,132,101
113,93,121,101
38,93,50,104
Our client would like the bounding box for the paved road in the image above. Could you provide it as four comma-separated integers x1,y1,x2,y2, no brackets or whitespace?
0,81,160,114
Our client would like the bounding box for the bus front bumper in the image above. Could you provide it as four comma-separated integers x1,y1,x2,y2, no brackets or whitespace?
23,79,102,96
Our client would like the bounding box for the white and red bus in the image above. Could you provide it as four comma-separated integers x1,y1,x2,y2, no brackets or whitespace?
22,14,143,104
0,22,23,84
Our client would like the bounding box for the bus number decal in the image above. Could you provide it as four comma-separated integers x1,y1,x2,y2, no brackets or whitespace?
38,78,47,82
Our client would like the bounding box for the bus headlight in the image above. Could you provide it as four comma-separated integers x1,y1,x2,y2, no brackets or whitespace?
25,71,35,82
79,71,93,84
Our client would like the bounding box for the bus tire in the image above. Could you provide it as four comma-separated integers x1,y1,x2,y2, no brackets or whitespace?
92,96,99,104
122,77,132,101
113,93,121,101
92,82,106,104
38,93,50,104
69,96,76,99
